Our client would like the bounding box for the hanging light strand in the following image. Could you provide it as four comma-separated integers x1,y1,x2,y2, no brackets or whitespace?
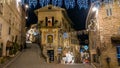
57,0,62,7
90,0,98,4
64,0,70,9
52,0,58,6
29,0,37,8
69,0,75,9
77,0,88,9
22,0,100,10
39,0,45,7
44,0,50,6
64,0,75,9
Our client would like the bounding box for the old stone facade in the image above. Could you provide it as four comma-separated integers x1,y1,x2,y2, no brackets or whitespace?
0,0,26,58
86,1,120,68
35,5,79,63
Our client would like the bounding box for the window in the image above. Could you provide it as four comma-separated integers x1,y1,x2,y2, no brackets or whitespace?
104,0,113,16
12,36,14,42
106,8,112,16
0,24,2,38
104,0,113,4
117,46,120,66
48,17,52,27
118,0,120,7
0,2,3,15
15,35,18,42
8,27,11,35
0,43,3,57
45,17,54,27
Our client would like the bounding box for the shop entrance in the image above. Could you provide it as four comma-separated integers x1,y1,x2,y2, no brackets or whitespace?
47,50,54,63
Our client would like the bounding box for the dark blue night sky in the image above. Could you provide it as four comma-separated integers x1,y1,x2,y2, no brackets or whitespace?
26,0,90,31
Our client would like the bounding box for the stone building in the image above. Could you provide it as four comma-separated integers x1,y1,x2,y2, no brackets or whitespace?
86,0,120,68
35,5,79,63
27,24,39,43
0,0,26,58
69,29,80,63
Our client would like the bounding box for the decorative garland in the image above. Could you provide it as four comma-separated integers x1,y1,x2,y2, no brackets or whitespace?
20,0,100,9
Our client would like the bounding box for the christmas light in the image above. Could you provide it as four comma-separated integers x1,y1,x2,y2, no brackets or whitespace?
21,0,100,10
57,0,62,7
21,0,25,5
64,0,70,9
90,0,97,3
29,0,37,8
64,0,75,9
44,0,50,6
39,0,45,7
92,6,98,11
52,0,57,6
25,4,29,9
69,0,75,9
77,0,88,9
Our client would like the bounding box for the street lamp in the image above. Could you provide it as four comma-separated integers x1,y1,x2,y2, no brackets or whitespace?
86,1,100,31
85,1,101,68
24,4,29,19
92,6,98,12
25,16,28,19
25,4,29,9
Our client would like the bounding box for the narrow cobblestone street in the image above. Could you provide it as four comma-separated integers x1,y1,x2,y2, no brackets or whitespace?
2,43,94,68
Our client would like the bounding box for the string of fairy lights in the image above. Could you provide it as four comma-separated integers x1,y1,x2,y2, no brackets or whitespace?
19,0,113,35
20,0,104,9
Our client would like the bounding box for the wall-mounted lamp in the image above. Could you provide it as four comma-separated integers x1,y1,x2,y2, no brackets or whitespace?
25,16,28,19
25,4,29,9
92,6,98,12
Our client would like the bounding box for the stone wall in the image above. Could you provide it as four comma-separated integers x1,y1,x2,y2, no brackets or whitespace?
97,2,120,68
